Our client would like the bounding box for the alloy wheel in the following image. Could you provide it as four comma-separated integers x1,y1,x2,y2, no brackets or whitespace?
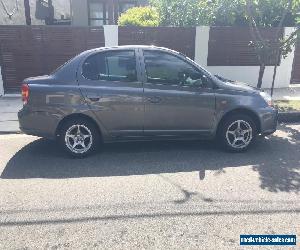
65,124,93,154
225,120,253,149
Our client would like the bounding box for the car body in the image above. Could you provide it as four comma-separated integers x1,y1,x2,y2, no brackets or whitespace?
18,45,278,156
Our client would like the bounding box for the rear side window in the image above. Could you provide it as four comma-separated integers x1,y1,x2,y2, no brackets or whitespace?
82,50,137,82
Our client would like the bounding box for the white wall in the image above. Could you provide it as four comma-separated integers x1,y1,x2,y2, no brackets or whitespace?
195,26,296,89
103,25,118,47
71,0,88,26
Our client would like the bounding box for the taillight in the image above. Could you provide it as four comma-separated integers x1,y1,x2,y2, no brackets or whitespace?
21,84,29,105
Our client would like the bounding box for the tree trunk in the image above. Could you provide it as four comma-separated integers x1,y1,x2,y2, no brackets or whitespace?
271,51,281,97
257,64,265,88
24,0,31,25
45,0,55,25
271,65,278,97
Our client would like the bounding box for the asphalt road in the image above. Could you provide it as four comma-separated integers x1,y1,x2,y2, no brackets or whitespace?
0,123,299,250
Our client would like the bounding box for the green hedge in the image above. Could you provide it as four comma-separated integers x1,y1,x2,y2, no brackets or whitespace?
118,6,159,27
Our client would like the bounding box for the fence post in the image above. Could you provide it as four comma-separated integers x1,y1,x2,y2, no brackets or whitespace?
194,26,210,67
24,0,32,25
103,25,118,47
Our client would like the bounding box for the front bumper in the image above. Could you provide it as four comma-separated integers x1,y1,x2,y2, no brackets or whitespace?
258,107,278,135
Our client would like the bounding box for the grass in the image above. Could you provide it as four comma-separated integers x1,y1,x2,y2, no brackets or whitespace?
274,100,300,112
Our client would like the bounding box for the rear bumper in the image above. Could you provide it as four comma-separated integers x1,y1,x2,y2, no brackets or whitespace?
258,107,278,135
18,107,58,139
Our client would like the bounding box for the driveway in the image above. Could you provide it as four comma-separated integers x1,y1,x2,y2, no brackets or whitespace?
0,123,299,249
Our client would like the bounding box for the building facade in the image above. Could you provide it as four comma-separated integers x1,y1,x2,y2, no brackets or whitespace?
0,0,70,25
71,0,149,26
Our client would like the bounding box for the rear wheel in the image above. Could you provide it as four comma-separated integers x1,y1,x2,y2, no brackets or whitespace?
219,114,257,152
59,118,100,157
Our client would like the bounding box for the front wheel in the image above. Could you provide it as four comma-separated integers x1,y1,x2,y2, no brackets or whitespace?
59,118,100,157
219,114,257,152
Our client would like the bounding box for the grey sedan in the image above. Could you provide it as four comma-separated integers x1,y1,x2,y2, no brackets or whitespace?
18,46,278,157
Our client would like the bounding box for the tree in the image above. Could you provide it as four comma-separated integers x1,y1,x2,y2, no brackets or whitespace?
269,0,299,95
150,0,207,26
24,0,31,25
0,0,19,19
151,0,299,90
151,0,299,27
246,0,300,90
270,27,299,95
245,0,298,27
199,0,248,26
118,6,159,27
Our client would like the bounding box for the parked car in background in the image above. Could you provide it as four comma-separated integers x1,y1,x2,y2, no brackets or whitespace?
18,46,278,157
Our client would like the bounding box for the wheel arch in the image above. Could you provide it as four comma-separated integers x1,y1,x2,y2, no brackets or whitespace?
216,108,261,136
55,113,102,139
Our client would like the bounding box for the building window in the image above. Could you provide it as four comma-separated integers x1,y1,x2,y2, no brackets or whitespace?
88,0,109,26
119,2,136,15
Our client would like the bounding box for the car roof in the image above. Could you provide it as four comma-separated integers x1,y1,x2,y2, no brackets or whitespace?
83,45,183,56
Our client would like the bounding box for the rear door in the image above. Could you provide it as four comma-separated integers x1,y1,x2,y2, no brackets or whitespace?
78,49,144,138
141,49,216,137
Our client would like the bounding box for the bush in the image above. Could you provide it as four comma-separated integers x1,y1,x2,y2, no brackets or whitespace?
118,6,159,27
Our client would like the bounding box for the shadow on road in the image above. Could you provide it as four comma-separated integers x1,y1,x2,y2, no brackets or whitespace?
1,124,300,193
1,208,299,227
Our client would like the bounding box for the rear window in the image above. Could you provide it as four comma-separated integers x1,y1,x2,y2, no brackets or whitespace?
51,55,78,75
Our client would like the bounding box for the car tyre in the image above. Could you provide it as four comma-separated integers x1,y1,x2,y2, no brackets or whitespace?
59,118,100,158
219,114,257,152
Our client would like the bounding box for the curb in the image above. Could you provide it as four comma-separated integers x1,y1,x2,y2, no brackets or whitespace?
0,94,21,98
0,131,22,135
278,112,300,123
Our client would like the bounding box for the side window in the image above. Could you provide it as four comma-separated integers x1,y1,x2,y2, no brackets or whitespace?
143,50,211,88
82,53,106,80
82,50,137,82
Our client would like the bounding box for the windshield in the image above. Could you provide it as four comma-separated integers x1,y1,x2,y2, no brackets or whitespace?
214,74,234,83
184,55,219,82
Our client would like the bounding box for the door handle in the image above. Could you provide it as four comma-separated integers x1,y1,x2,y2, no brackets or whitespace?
86,95,100,102
147,96,162,104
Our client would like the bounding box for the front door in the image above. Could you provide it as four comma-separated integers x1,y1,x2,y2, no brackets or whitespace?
78,49,144,138
141,49,216,138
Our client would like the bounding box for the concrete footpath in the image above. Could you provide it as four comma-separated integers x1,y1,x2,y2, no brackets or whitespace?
0,97,22,133
0,86,300,134
264,85,300,100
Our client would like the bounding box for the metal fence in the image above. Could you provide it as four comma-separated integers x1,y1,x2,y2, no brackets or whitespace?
118,26,196,60
0,25,299,93
207,26,282,66
0,25,105,93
